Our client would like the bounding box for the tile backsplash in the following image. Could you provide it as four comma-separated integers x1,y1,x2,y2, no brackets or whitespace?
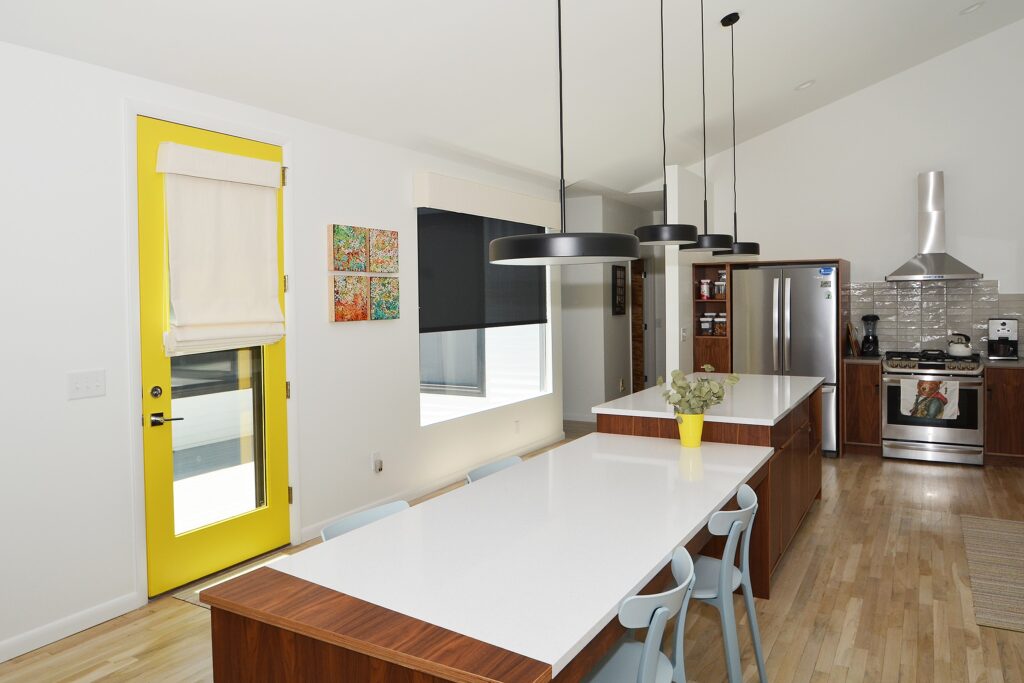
849,280,1024,354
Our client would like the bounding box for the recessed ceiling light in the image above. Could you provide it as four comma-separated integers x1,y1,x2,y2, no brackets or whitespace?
795,80,816,91
960,2,984,15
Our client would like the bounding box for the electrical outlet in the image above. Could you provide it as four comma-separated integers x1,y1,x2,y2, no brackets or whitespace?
513,419,520,434
680,326,689,342
68,370,106,400
618,378,624,392
371,452,383,474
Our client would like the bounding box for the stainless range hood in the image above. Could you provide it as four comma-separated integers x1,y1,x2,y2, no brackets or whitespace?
886,171,982,282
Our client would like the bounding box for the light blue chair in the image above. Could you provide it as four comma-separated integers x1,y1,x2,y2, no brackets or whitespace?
676,484,767,683
465,455,522,484
320,500,409,542
586,548,695,683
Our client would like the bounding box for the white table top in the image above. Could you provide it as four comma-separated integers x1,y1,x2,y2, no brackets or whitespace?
592,373,824,426
273,432,773,675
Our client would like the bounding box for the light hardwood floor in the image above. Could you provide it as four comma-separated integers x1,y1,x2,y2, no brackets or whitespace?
3,439,1023,682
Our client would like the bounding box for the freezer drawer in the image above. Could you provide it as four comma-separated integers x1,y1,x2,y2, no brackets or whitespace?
821,384,837,452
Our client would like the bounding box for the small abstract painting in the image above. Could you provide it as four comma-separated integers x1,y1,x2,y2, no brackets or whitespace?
370,277,400,320
369,229,399,273
332,275,369,322
331,225,368,272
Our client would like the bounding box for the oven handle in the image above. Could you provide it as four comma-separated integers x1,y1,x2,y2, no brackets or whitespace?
882,375,984,386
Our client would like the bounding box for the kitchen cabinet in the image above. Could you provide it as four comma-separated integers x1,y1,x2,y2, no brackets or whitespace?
843,360,881,447
985,366,1024,458
767,390,819,571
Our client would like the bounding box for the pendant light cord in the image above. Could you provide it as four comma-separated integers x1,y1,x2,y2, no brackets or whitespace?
557,0,567,234
730,22,738,239
700,0,708,235
660,0,668,218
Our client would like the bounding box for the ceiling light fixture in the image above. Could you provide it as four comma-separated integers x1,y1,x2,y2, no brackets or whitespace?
489,0,639,266
685,0,734,252
960,2,984,15
634,0,699,247
715,11,760,257
795,79,816,91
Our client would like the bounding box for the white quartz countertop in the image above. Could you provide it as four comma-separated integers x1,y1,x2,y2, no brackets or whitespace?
592,373,824,426
272,433,773,675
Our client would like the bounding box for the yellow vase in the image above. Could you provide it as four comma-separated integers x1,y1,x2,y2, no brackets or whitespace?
677,414,705,448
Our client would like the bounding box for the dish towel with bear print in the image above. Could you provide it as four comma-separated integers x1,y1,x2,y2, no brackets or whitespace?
900,379,960,420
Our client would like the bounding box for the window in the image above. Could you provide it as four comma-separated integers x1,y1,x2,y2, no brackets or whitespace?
417,208,550,425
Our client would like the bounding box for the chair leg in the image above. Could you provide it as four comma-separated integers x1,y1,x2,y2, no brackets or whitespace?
672,613,686,683
718,595,743,683
741,579,768,683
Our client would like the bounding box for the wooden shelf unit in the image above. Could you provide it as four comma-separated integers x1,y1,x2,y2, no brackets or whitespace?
693,264,732,372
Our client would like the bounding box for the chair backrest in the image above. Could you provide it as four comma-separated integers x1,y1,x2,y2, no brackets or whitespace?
465,455,522,484
706,484,758,595
320,500,410,542
619,547,695,683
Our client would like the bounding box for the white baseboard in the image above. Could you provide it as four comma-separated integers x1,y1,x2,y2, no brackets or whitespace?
0,591,146,664
300,430,566,542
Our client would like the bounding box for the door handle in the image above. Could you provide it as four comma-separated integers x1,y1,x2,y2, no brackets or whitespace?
772,278,780,372
150,412,184,427
784,278,792,373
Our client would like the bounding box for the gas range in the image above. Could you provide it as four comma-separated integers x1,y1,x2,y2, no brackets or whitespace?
882,350,983,376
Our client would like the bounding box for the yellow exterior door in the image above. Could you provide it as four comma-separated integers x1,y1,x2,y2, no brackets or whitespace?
137,116,289,596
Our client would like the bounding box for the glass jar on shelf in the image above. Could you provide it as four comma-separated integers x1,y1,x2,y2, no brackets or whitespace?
699,279,712,300
699,316,714,336
713,314,728,337
713,281,727,300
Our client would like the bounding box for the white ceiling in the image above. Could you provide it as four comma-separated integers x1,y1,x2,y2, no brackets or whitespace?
1,0,1021,206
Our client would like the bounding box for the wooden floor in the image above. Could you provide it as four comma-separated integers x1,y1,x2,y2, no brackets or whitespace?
3,440,1023,682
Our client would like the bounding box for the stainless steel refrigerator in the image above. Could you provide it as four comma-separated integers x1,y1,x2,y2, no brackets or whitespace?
732,265,839,453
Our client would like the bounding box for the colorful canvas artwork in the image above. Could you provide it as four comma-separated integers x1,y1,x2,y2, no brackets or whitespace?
370,277,400,320
331,225,368,272
369,229,399,273
333,274,369,322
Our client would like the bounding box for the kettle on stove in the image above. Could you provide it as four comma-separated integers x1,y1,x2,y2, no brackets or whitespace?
948,333,973,357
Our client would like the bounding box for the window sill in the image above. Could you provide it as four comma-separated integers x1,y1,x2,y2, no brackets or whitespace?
419,389,552,427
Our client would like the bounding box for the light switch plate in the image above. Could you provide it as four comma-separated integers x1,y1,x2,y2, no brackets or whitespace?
68,370,106,400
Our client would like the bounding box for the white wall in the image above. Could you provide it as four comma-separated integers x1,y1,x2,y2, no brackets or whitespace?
700,18,1024,290
560,196,652,421
664,166,708,375
0,40,564,661
561,197,605,421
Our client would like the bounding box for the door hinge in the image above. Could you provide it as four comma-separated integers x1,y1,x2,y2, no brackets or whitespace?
281,166,288,187
642,272,647,279
288,486,293,504
643,323,648,331
283,274,289,292
286,381,291,399
644,375,648,383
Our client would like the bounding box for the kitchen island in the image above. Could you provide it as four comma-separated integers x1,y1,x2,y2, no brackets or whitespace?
593,373,825,598
201,434,774,682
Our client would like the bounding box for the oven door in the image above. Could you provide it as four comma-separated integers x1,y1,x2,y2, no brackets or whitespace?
882,374,984,445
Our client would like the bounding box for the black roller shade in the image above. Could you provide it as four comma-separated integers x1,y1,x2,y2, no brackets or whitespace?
418,208,547,333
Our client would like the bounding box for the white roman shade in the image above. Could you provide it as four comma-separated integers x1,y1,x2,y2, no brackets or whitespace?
156,142,285,356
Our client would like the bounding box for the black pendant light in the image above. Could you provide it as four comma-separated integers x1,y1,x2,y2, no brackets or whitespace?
489,0,639,266
686,0,734,252
634,0,698,247
714,11,761,256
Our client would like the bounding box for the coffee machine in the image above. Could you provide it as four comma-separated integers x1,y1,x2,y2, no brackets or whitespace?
861,314,880,357
988,318,1019,360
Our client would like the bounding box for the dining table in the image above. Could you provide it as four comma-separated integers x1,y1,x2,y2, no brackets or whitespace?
201,432,774,682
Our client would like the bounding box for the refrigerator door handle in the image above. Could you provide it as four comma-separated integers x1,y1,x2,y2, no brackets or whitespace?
784,277,792,373
772,277,780,372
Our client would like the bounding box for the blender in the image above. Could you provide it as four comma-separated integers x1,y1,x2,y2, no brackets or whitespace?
861,314,880,357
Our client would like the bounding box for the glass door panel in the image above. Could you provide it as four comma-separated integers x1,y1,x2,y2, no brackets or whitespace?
170,348,266,534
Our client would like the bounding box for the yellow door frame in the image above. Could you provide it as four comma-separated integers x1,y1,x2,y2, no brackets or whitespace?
137,115,289,596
